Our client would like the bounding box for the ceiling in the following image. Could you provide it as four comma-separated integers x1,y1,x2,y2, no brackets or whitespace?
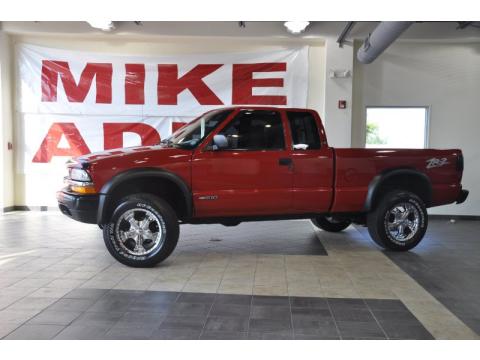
1,21,479,42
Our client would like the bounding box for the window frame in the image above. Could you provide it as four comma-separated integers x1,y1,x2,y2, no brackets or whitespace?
286,110,322,151
212,109,288,152
364,106,431,149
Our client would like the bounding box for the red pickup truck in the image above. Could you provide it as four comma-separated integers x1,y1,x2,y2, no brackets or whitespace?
57,107,469,267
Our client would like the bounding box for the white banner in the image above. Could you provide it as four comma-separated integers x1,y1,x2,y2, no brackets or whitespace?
16,44,309,205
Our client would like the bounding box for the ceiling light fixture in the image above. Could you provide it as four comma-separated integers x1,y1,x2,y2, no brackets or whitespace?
87,21,115,32
284,21,310,34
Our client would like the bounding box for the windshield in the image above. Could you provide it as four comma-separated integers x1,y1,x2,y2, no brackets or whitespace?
163,109,233,149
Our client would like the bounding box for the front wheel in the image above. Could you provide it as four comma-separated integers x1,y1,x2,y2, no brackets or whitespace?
103,193,179,267
311,216,351,232
367,190,427,251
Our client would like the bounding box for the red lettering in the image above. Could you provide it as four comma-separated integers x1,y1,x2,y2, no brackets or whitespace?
157,64,223,105
41,61,112,103
103,123,161,150
125,64,145,105
32,123,90,163
232,63,287,105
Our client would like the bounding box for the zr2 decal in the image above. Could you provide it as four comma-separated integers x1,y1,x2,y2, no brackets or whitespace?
426,157,449,169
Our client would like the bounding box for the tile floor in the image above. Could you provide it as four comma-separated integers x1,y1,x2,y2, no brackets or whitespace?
0,212,478,340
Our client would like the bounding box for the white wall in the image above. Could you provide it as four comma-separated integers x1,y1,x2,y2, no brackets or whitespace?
0,31,14,210
3,31,479,216
8,34,326,206
352,41,480,216
323,38,354,147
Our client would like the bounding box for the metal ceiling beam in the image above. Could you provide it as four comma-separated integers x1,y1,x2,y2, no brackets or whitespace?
337,21,356,48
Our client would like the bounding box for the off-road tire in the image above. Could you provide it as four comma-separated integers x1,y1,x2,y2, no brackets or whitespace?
103,193,179,267
367,190,427,251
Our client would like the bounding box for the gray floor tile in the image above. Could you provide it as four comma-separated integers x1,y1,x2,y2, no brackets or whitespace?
248,330,294,340
200,331,247,339
251,305,291,320
158,315,207,330
209,303,251,317
4,324,65,340
328,298,367,310
365,299,409,312
372,310,420,324
27,310,82,325
214,294,252,305
204,316,249,332
150,328,201,340
380,322,434,339
290,297,329,309
104,324,158,339
71,311,124,327
177,292,216,304
47,298,96,312
331,308,376,322
87,298,134,313
249,318,292,332
291,307,333,321
54,324,112,340
128,300,174,313
336,321,386,339
116,311,165,326
64,288,108,300
167,302,212,317
295,332,340,340
252,295,290,307
135,291,179,304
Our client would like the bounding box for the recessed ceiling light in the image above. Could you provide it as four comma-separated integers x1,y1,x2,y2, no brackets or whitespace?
284,21,310,34
87,21,115,32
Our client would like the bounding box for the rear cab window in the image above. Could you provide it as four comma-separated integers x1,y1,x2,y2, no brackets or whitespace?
287,111,321,150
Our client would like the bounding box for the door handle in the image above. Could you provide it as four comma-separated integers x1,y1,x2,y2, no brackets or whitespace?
279,158,292,166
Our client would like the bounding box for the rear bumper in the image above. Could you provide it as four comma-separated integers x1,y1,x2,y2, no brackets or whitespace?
56,189,99,224
456,189,469,204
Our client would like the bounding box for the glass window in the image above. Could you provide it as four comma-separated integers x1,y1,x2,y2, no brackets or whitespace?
365,107,429,149
218,110,285,150
165,109,232,149
287,111,321,150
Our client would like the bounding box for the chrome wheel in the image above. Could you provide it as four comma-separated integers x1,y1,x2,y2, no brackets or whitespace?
385,202,420,242
114,208,166,256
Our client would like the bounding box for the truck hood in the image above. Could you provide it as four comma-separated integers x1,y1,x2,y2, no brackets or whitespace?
74,145,191,167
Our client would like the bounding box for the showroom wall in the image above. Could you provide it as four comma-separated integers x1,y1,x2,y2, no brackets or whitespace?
1,28,478,216
0,32,14,210
5,33,326,207
352,41,480,216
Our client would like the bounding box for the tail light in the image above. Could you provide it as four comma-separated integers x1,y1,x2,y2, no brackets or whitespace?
456,152,464,172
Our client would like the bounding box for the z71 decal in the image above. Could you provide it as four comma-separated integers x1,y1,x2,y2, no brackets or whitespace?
426,157,449,169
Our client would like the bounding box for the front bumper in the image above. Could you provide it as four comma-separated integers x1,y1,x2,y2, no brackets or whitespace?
56,189,99,224
456,189,469,204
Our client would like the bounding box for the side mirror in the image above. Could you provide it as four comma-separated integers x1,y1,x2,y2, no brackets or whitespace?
212,134,228,150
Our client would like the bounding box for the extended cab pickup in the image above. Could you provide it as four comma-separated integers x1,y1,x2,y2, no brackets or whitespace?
57,107,469,267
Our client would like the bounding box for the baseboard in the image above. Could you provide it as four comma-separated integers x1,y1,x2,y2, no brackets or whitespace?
2,206,479,220
429,214,480,221
3,205,59,213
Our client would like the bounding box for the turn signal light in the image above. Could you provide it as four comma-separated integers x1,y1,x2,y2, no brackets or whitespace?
70,185,97,194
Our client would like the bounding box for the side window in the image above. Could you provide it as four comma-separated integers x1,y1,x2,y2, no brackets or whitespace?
218,110,285,150
287,111,321,150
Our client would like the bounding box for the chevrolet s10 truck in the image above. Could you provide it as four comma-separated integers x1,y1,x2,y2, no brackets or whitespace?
57,107,469,267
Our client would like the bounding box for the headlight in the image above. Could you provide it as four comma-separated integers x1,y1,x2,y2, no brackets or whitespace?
70,168,91,182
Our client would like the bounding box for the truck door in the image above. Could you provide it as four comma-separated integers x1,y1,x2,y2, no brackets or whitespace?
286,110,334,213
192,109,293,217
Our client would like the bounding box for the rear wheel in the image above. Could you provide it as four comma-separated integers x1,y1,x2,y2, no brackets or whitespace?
311,216,351,232
367,190,427,251
103,193,179,267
